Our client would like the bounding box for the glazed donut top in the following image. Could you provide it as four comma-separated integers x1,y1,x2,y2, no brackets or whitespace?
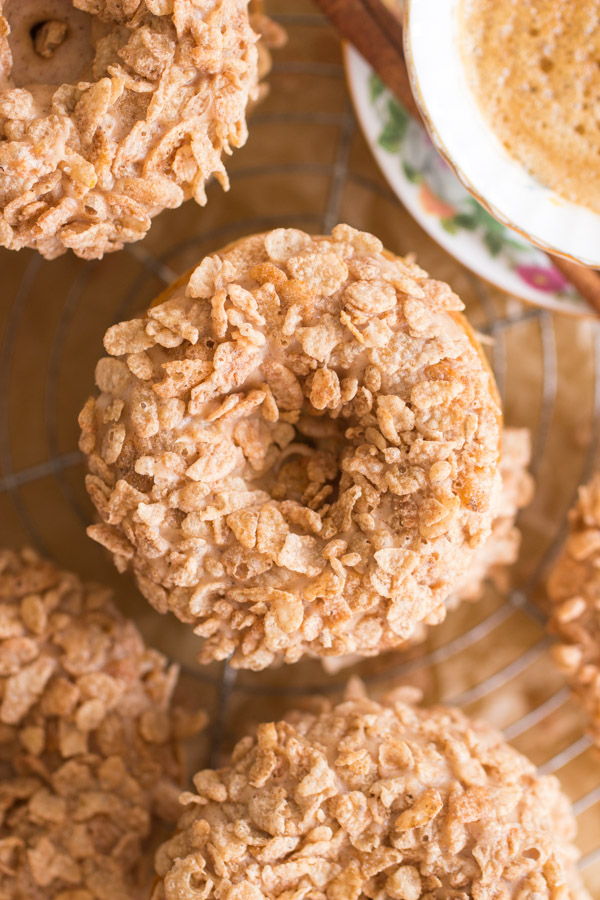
152,682,588,900
0,0,259,257
81,225,502,670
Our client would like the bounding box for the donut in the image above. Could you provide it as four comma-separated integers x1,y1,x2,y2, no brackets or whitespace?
152,680,588,900
0,0,278,259
547,474,600,747
0,547,207,900
250,0,286,101
79,225,502,670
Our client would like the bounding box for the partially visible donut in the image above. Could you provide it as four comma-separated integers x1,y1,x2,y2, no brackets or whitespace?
250,0,286,101
80,225,502,670
547,474,600,747
0,547,207,900
152,681,589,900
0,0,278,258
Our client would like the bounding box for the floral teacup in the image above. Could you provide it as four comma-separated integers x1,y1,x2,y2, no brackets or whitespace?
404,0,600,267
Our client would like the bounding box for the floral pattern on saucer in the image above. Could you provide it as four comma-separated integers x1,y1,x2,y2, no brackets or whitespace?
345,47,587,315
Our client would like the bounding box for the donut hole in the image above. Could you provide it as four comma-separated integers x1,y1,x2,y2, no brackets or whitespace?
4,0,96,87
269,421,345,508
30,19,68,58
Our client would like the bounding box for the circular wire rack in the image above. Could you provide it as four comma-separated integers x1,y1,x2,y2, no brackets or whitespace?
0,4,599,892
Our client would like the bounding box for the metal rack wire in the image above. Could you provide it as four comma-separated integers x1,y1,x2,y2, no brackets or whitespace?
0,5,598,892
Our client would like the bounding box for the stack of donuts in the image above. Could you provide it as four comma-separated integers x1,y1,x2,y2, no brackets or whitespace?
0,0,596,896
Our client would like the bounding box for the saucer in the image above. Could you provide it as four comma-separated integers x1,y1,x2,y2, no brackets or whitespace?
344,46,589,317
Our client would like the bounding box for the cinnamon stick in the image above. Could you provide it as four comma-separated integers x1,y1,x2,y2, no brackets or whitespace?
313,0,421,119
551,257,600,315
315,0,600,315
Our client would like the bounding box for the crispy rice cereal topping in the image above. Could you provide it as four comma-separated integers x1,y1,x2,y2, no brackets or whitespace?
451,427,533,604
0,0,275,259
152,681,588,900
548,474,600,747
319,428,533,675
80,226,502,669
0,547,207,900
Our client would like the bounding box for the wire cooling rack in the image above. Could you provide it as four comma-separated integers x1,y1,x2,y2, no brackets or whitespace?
0,3,599,891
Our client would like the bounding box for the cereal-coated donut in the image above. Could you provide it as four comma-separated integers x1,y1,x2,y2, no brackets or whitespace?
0,0,273,258
80,225,502,670
321,428,533,675
152,681,589,900
548,473,600,747
0,547,207,900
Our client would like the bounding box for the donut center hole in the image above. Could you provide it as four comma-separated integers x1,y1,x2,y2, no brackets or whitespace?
270,422,345,508
5,0,96,87
30,19,68,58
